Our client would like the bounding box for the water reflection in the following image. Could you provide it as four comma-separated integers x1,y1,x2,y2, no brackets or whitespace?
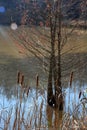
46,105,63,129
0,83,86,129
0,54,46,87
0,52,87,129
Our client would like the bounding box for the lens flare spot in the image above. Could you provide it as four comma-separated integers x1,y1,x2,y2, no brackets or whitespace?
11,23,18,30
0,6,5,13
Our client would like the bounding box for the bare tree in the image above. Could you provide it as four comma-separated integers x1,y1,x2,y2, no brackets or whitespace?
10,0,85,110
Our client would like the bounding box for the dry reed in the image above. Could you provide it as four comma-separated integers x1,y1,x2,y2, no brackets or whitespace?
0,77,87,130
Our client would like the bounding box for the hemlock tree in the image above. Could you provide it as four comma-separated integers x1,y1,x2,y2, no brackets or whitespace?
10,0,84,110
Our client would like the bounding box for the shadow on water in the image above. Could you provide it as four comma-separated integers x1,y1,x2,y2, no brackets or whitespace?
0,52,87,129
0,53,47,87
61,52,87,87
0,52,87,86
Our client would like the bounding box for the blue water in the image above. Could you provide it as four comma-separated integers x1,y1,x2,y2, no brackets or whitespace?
0,82,87,129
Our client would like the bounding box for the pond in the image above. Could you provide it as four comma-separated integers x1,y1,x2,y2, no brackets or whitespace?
0,81,87,129
0,26,87,129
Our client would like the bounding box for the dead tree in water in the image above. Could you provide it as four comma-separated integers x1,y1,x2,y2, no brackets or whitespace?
11,0,84,110
47,0,63,110
47,0,83,110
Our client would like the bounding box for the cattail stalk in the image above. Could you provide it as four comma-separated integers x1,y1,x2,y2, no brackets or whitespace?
21,74,24,86
70,72,73,86
36,74,39,87
17,71,21,84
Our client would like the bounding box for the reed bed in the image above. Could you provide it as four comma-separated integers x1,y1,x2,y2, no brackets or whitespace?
0,74,87,130
61,98,87,130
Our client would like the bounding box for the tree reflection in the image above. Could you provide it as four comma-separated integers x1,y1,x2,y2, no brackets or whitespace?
46,104,63,129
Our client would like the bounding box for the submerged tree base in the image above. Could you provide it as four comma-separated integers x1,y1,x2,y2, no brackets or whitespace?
48,94,63,111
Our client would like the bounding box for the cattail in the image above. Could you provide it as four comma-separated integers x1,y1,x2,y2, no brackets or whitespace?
21,74,24,86
36,74,39,87
70,71,73,86
17,71,21,84
79,91,82,99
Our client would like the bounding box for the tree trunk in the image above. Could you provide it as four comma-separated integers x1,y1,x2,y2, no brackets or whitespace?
47,12,57,107
47,55,53,104
55,0,63,110
47,0,63,110
56,32,63,110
